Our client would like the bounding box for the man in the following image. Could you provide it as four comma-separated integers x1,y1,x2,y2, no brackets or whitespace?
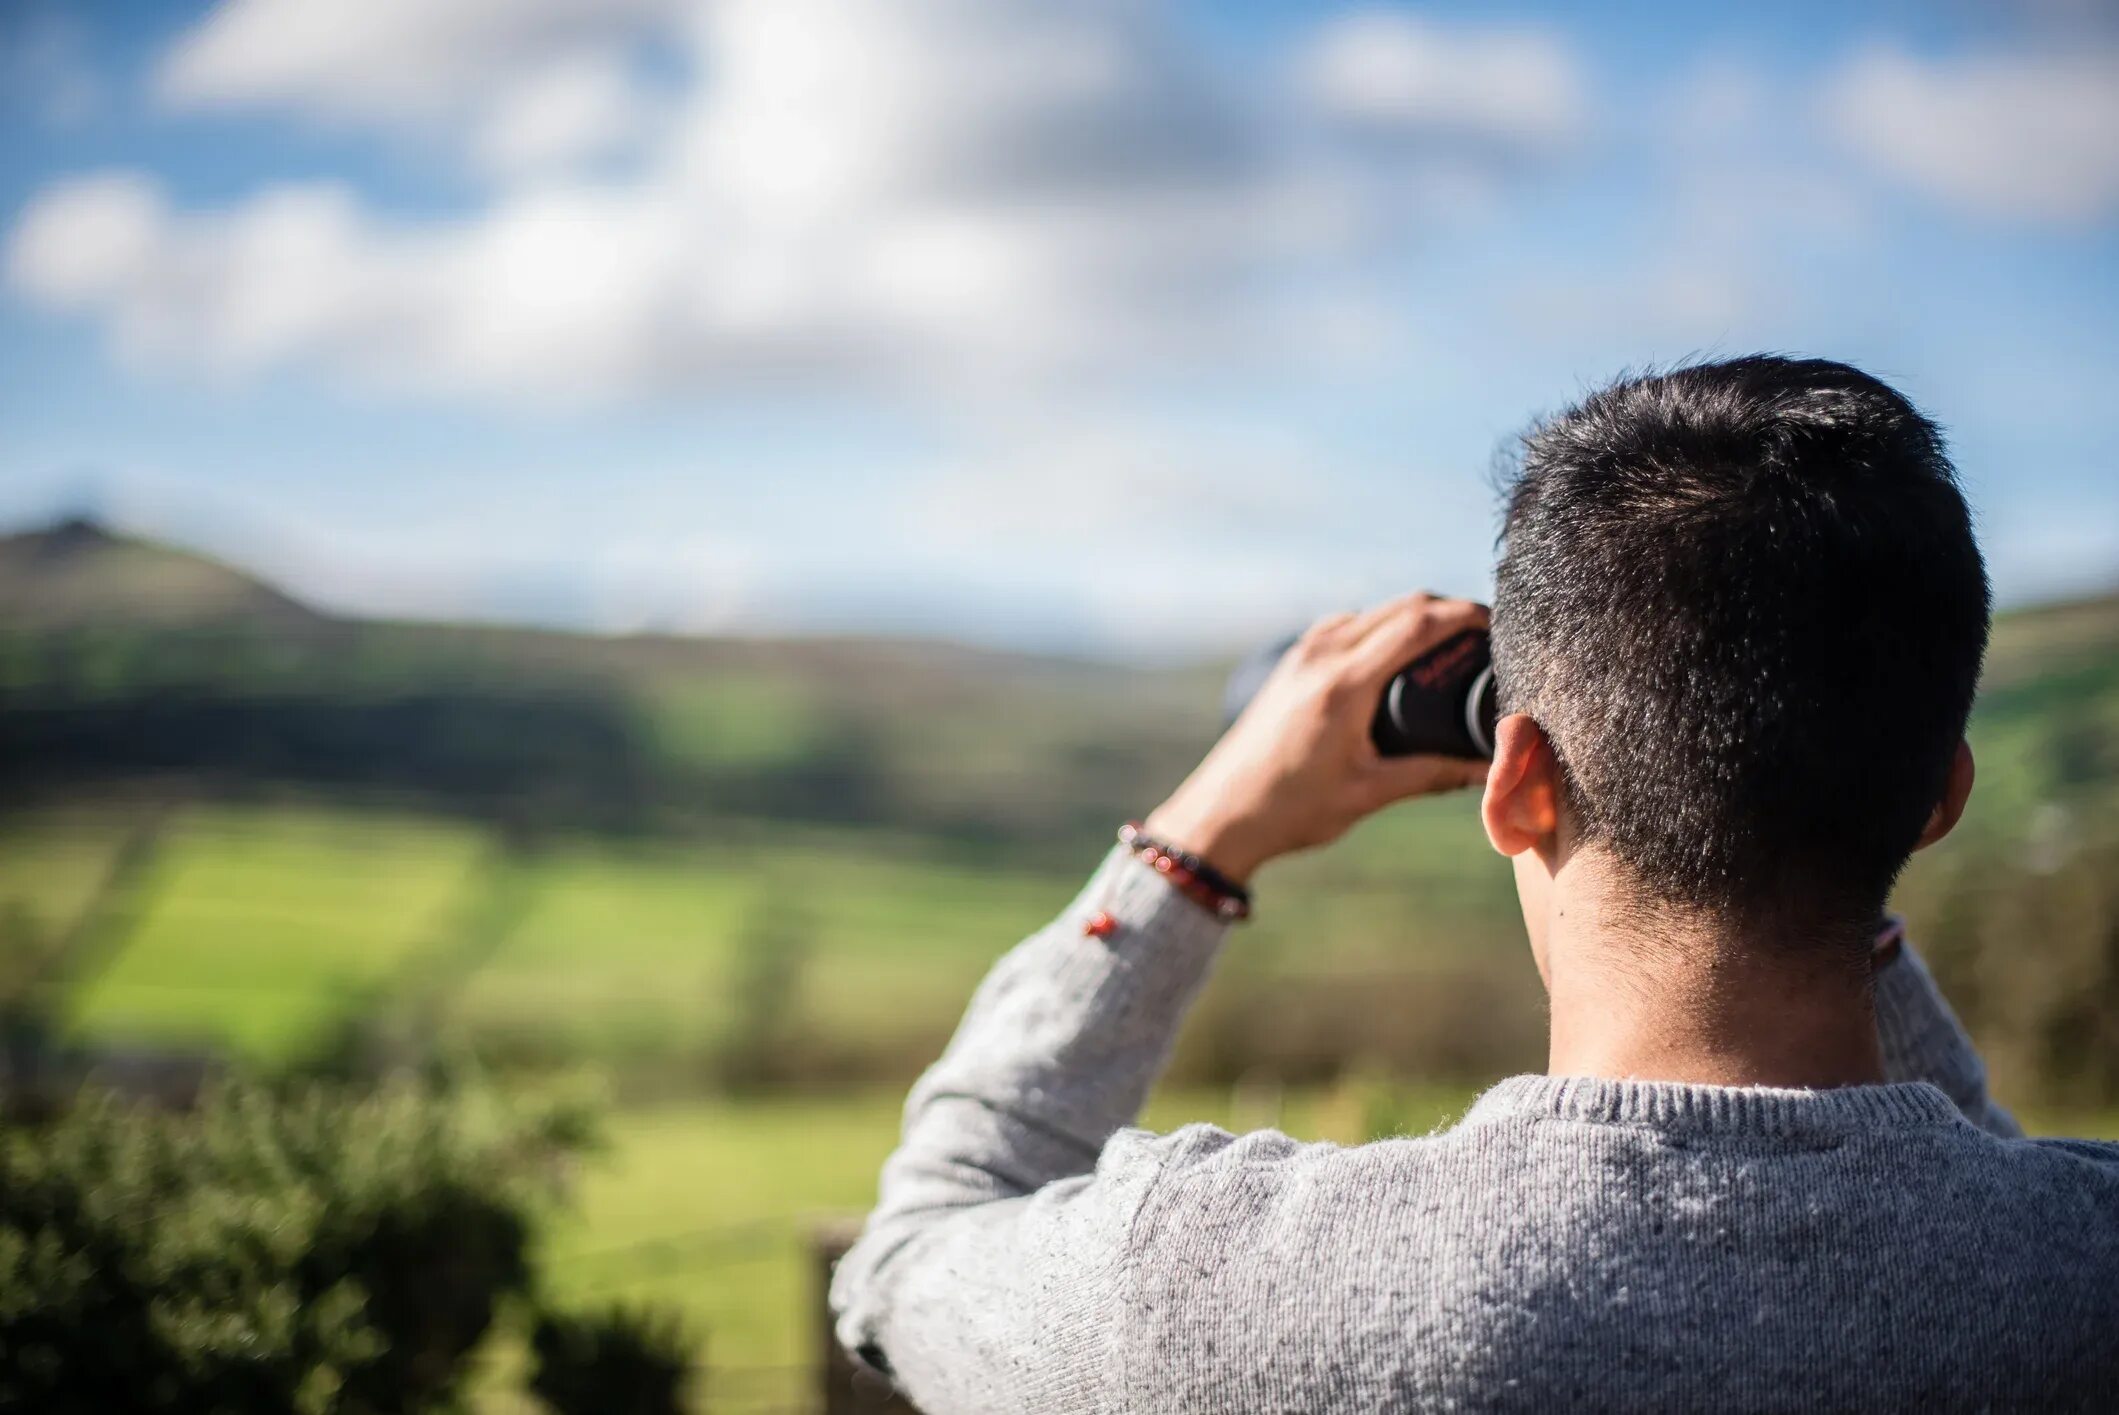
830,357,2119,1411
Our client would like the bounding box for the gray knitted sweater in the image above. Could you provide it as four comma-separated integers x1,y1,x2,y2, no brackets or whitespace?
832,847,2119,1412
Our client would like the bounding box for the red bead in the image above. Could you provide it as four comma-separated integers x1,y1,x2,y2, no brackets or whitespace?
1082,910,1118,939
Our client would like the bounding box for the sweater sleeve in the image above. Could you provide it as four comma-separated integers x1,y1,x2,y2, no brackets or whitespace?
829,845,1232,1413
1873,937,2022,1139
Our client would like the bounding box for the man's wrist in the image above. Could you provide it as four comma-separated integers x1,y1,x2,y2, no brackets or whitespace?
1141,802,1267,888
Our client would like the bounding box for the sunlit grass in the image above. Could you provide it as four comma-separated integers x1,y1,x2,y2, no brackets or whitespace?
446,834,1078,1072
444,843,756,1065
0,808,130,959
644,677,827,770
64,806,482,1059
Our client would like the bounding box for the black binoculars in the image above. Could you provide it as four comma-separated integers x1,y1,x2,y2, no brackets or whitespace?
1224,625,1500,761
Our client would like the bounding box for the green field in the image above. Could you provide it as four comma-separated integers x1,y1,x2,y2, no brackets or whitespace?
10,804,1080,1074
58,808,486,1059
19,792,1544,1085
0,807,134,988
0,810,126,928
439,832,1081,1080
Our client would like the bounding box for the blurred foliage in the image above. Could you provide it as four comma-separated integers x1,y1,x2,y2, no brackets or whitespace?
1902,806,2119,1109
529,1303,695,1415
712,887,818,1094
0,678,662,834
0,1080,704,1414
0,1083,536,1412
1890,601,2119,1108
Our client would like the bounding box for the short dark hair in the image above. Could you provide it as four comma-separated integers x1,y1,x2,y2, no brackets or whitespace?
1491,355,1990,933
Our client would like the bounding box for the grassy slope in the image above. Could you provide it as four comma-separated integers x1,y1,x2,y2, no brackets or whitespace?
0,809,130,973
0,519,319,632
29,797,1522,1077
61,808,483,1058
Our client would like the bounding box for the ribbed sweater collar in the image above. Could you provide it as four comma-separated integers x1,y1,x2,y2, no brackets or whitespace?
1467,1074,1962,1138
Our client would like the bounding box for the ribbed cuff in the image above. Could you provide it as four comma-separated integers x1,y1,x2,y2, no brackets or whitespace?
1041,843,1235,1019
900,844,1235,1147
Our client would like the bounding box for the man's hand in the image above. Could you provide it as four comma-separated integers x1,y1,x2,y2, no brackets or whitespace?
1144,593,1491,886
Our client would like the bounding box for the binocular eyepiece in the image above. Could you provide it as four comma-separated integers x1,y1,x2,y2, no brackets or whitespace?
1224,627,1500,761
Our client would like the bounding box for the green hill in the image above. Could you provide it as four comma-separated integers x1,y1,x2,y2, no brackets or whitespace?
3,516,2106,840
0,517,323,633
0,519,1219,851
0,514,2109,872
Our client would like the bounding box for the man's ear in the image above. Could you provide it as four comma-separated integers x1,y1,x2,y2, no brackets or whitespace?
1482,713,1561,857
1914,738,1976,851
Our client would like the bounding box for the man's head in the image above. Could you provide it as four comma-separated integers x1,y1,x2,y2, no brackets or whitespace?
1481,355,1989,956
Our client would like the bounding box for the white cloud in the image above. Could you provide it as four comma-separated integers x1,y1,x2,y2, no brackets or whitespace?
8,174,458,382
10,0,1587,405
1824,45,2119,225
6,173,163,309
159,0,681,178
1297,9,1586,154
467,49,661,177
158,0,678,126
902,412,1496,653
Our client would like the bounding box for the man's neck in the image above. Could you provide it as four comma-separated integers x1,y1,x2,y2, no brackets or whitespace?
1541,893,1886,1090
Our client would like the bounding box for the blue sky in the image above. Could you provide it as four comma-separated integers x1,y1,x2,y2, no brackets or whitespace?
3,0,2115,655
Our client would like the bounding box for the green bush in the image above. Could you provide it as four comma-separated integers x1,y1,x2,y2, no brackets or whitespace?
1907,806,2119,1108
530,1303,695,1415
0,1081,627,1414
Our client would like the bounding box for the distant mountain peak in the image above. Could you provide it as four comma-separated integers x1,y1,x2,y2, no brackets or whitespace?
0,516,325,632
28,515,119,558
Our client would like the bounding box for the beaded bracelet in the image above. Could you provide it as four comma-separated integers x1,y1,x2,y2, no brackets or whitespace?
1118,821,1253,922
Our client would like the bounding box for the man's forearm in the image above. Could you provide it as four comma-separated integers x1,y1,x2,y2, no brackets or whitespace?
830,847,1230,1359
887,846,1227,1179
